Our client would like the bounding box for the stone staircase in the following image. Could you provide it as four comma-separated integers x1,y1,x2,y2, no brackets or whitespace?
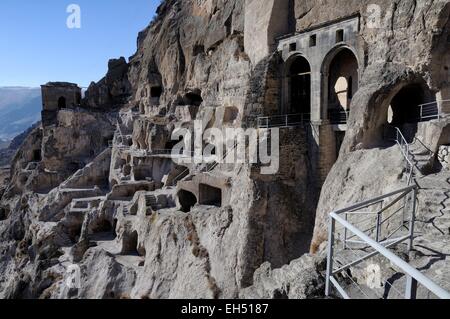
437,177,450,236
417,175,450,237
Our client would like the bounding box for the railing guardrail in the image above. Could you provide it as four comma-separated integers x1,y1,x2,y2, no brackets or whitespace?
328,109,349,125
394,127,415,186
257,113,311,128
325,185,450,299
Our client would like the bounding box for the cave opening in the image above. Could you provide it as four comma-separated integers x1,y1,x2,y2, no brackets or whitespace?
133,167,151,182
199,184,222,207
92,219,113,234
185,92,203,107
67,223,83,243
0,206,10,221
223,106,239,124
387,84,436,142
112,219,118,238
165,135,184,154
151,86,163,98
178,190,198,213
33,149,42,162
122,230,139,256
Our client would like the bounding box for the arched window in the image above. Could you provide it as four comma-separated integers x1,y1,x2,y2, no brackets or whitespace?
326,48,358,123
334,77,349,109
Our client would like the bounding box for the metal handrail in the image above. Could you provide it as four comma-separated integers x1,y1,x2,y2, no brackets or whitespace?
206,142,238,172
169,142,240,186
326,185,450,299
257,113,311,128
333,185,416,216
418,99,450,107
342,189,410,246
170,167,190,187
329,212,450,299
412,137,434,157
418,99,450,121
328,109,349,125
411,136,448,164
419,104,440,121
394,127,414,185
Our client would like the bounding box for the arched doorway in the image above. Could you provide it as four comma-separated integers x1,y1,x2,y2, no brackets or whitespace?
58,96,66,110
326,48,359,124
288,56,311,116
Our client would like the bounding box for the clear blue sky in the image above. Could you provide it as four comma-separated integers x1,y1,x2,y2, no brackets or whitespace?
0,0,160,88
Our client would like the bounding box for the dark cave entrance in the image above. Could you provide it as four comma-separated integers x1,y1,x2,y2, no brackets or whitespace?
33,149,42,162
92,219,113,234
112,219,118,238
387,84,436,142
165,135,184,154
185,92,203,107
0,206,8,221
199,184,222,207
122,230,139,256
151,86,163,98
178,190,197,213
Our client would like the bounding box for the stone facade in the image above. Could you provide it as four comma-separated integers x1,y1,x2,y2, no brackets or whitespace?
41,82,82,127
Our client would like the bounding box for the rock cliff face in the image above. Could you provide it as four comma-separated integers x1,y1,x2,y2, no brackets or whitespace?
310,0,450,249
0,0,450,299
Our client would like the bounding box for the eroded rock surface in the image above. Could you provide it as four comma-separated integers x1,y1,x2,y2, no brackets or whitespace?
1,0,450,299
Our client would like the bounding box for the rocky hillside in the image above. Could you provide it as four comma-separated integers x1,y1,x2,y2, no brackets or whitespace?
0,0,449,299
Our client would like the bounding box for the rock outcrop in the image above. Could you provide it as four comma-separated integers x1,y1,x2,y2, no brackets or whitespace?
1,0,450,299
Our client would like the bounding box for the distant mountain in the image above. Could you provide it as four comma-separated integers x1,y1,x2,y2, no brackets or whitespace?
0,122,41,167
0,87,41,141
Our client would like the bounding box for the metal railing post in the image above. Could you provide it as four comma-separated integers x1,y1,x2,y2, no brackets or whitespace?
343,213,348,250
376,212,382,243
405,275,418,299
325,216,336,297
408,188,417,252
